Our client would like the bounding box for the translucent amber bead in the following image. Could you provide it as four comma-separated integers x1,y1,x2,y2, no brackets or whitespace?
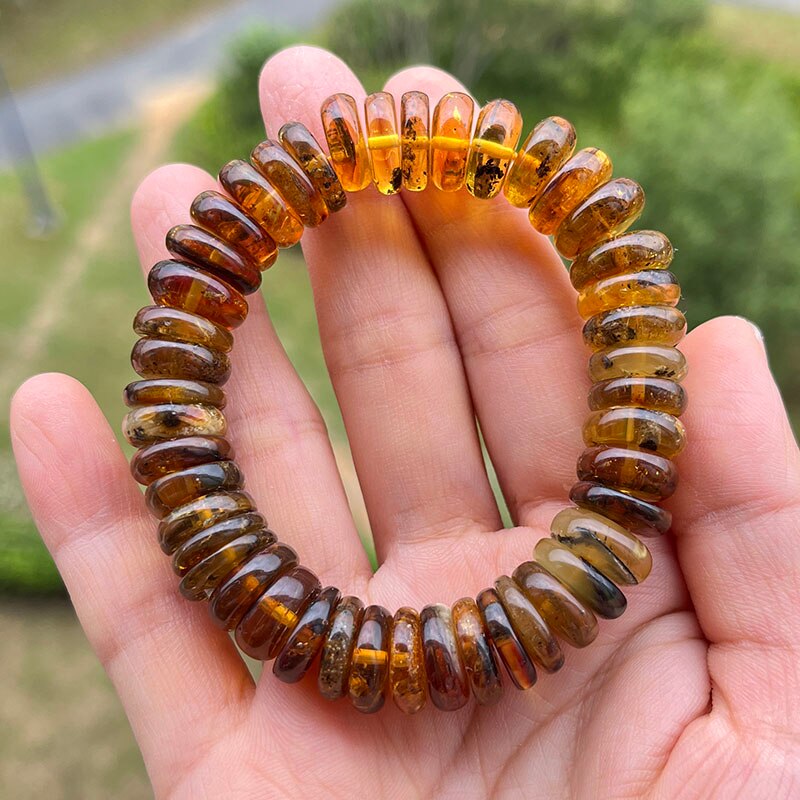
420,603,469,711
190,190,278,270
122,403,226,447
124,378,226,410
400,91,429,192
571,481,672,538
166,224,261,295
278,121,347,212
504,116,576,208
551,507,652,586
534,538,626,620
209,542,298,630
570,230,673,292
273,586,341,684
134,305,233,353
251,139,329,227
451,597,502,706
145,460,244,518
583,407,686,458
588,377,688,417
218,159,303,248
389,607,426,714
130,435,233,486
589,344,688,382
477,587,537,690
529,148,612,235
131,338,230,385
511,561,598,648
320,93,372,192
583,306,686,351
430,92,474,192
465,98,522,199
577,445,678,502
364,91,402,195
577,269,680,319
348,604,391,714
318,595,364,700
148,260,248,330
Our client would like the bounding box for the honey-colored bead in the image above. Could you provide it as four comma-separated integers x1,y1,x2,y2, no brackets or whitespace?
209,542,298,630
577,269,681,319
589,344,688,383
389,607,426,714
420,603,469,711
400,91,429,192
466,98,522,199
430,92,474,192
318,595,364,700
452,597,502,706
583,306,687,351
145,460,244,518
251,139,329,226
529,148,612,235
130,435,233,486
571,481,671,538
148,260,248,330
534,538,627,620
348,604,391,714
588,377,688,417
504,116,576,208
122,403,226,447
278,121,347,212
190,190,278,270
124,379,226,410
570,230,673,292
320,93,372,192
364,91,402,195
551,507,652,585
236,566,321,661
555,178,645,259
273,586,341,684
131,338,231,385
134,305,234,353
166,224,262,295
512,561,598,648
218,159,303,247
577,445,678,502
584,407,686,458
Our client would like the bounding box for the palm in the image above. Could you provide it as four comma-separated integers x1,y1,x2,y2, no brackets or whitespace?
12,48,800,799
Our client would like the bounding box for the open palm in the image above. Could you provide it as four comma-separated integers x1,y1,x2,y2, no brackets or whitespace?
11,48,800,799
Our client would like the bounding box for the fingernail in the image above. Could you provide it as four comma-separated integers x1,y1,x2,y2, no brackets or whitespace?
737,316,766,352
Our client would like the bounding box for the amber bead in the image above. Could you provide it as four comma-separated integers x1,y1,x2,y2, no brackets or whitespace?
534,538,626,619
348,605,391,714
569,230,673,292
477,588,537,690
235,566,321,661
131,338,231,385
124,379,226,411
451,597,502,706
588,377,688,417
465,98,522,199
148,260,248,330
209,542,298,630
218,159,303,248
166,224,261,295
389,607,427,714
571,481,672,538
320,93,372,192
251,139,329,227
400,91,429,192
430,92,474,192
278,121,347,212
273,586,341,683
589,344,688,383
512,561,598,649
318,596,364,700
145,460,244,518
130,435,233,486
122,403,226,447
134,305,233,353
577,445,678,502
190,190,277,270
419,604,469,712
364,91,402,195
504,116,576,208
583,306,686,351
551,507,651,586
583,407,686,459
529,148,612,235
577,269,680,319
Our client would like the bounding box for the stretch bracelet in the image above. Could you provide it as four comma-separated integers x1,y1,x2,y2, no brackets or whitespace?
123,89,687,715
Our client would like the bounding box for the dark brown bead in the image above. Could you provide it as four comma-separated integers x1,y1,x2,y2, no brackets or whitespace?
145,460,244,518
348,604,391,714
389,607,427,714
130,436,233,486
318,595,364,700
420,603,469,711
577,445,678,502
583,306,687,351
124,379,226,410
122,403,226,447
133,305,233,352
131,338,230,385
588,377,688,417
570,481,672,537
452,597,503,706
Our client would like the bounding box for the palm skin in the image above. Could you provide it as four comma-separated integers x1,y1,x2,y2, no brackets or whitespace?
11,47,800,799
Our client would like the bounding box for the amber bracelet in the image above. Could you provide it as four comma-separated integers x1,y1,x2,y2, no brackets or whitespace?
122,89,687,715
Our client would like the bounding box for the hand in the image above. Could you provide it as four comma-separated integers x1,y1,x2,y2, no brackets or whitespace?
11,47,800,799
